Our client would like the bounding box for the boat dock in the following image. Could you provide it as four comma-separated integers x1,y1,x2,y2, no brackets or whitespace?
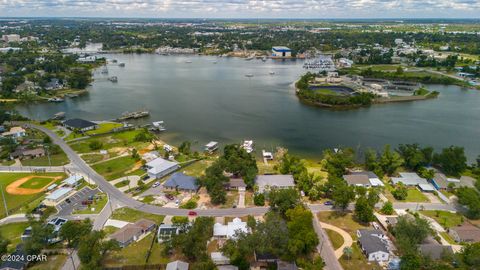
116,110,150,121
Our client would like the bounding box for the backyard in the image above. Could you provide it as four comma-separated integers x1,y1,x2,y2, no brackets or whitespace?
92,156,144,181
0,222,29,252
111,207,165,224
68,129,149,154
420,210,464,229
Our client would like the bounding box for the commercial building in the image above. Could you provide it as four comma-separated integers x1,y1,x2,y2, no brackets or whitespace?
63,175,84,187
44,188,74,206
271,46,292,58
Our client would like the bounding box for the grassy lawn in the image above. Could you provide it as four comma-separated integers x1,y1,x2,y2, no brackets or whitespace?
29,254,68,270
220,191,238,208
21,153,69,166
103,226,120,235
440,232,457,245
114,180,130,188
405,189,429,202
315,89,342,96
86,122,123,135
420,210,464,229
19,177,56,189
339,243,382,270
317,212,370,238
68,129,146,154
111,207,164,224
73,193,108,214
104,234,169,267
92,156,143,181
304,159,328,179
0,172,66,217
181,159,213,177
0,222,29,252
82,153,106,164
325,228,344,250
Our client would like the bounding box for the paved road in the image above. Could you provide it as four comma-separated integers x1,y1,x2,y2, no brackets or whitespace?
310,207,343,270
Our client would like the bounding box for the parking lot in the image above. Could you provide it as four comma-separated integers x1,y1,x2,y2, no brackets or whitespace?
56,187,100,216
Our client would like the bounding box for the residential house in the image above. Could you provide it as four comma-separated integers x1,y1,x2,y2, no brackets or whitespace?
430,173,475,190
391,172,428,186
276,261,298,270
357,229,390,262
166,260,189,270
350,171,384,186
10,147,45,160
157,224,180,242
163,172,198,192
109,219,156,247
45,78,63,91
63,118,98,132
217,265,238,270
0,244,28,270
226,178,247,191
213,218,249,239
1,126,26,139
419,243,453,260
145,157,179,179
448,222,480,243
343,174,371,187
255,175,295,193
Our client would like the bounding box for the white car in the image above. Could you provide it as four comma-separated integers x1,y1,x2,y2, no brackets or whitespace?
152,182,160,188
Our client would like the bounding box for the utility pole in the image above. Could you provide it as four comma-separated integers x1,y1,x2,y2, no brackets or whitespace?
0,183,9,216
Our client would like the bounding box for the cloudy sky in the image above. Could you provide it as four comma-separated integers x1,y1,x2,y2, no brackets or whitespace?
1,0,480,18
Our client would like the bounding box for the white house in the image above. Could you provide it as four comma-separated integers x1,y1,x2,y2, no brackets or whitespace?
213,218,249,239
357,230,390,262
255,175,295,193
1,126,26,138
145,157,179,179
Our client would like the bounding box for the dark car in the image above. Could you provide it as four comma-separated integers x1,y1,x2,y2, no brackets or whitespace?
188,211,197,216
165,194,174,200
142,175,149,181
324,200,334,206
65,198,71,204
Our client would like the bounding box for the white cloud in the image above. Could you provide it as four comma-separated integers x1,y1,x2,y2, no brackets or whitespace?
1,0,479,18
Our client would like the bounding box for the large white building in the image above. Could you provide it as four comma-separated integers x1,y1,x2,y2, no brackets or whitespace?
213,218,249,239
2,34,21,43
145,157,179,179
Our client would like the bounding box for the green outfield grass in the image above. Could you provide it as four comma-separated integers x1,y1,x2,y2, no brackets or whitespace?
18,177,56,189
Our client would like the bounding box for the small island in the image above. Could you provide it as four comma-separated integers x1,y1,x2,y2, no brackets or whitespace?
295,71,439,109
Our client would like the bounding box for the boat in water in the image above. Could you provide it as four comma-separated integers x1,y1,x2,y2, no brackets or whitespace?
101,67,108,74
245,55,254,61
118,63,125,67
48,97,64,103
262,56,267,62
108,76,118,82
269,71,275,75
185,60,192,64
245,74,254,78
242,140,254,153
52,112,66,120
149,121,166,132
65,93,79,98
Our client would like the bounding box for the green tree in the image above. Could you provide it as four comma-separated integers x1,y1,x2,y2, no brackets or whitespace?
0,234,9,256
78,230,120,270
60,219,93,247
458,242,480,268
379,145,404,175
253,193,265,206
89,140,103,150
285,206,319,258
268,188,300,215
168,217,214,262
354,195,375,223
332,183,355,211
322,148,355,178
179,141,192,155
343,246,353,260
393,215,433,254
434,146,467,176
456,187,480,219
381,201,394,215
392,183,409,200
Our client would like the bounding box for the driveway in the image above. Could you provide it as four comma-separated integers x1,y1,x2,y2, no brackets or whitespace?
320,222,354,259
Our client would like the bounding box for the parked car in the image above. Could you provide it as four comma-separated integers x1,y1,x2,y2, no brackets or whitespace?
65,198,71,204
324,200,333,206
152,182,160,188
165,194,174,200
142,175,149,181
188,211,197,216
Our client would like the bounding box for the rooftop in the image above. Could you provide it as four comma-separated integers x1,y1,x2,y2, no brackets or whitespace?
163,172,198,191
46,187,73,201
146,157,179,174
213,217,249,239
63,174,83,185
166,260,189,270
63,118,97,129
343,174,370,186
255,175,295,188
392,172,428,186
357,229,389,254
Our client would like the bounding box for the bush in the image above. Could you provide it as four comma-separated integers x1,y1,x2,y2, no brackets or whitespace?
180,199,197,209
89,140,103,150
253,193,265,206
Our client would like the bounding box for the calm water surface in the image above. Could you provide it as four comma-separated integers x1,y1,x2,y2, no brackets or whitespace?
16,54,480,160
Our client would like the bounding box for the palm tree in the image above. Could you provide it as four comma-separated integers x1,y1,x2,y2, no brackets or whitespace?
343,246,353,260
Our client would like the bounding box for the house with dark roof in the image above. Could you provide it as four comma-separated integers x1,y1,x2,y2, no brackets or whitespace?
226,178,247,191
10,147,45,160
350,171,384,186
163,172,198,192
448,222,480,243
0,244,28,270
357,229,390,262
419,243,453,260
109,219,156,247
63,118,98,132
343,174,371,187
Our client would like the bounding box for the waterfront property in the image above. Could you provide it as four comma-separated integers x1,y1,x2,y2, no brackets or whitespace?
271,46,292,58
391,172,428,186
163,172,198,192
430,173,476,190
255,175,295,193
145,157,180,179
63,118,98,132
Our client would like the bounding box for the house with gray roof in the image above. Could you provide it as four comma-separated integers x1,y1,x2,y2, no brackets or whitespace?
255,175,295,193
163,172,198,192
419,243,453,260
448,222,480,243
343,174,371,187
357,229,390,262
391,172,428,186
350,171,384,186
166,260,189,270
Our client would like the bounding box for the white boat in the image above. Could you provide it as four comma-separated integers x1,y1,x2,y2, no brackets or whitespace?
48,97,64,102
185,60,192,64
242,140,254,153
149,121,166,132
269,71,275,75
245,74,254,78
204,141,219,153
245,54,255,61
108,76,118,82
262,56,267,62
